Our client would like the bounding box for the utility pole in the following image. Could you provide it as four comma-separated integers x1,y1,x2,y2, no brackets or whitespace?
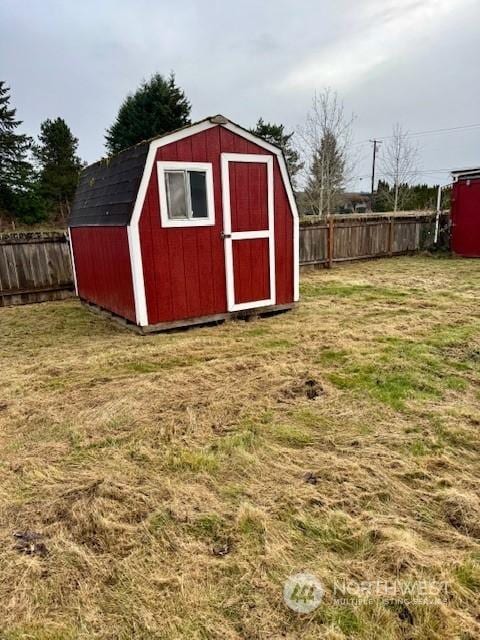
370,139,382,208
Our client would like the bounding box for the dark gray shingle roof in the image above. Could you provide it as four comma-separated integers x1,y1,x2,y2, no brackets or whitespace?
69,141,149,227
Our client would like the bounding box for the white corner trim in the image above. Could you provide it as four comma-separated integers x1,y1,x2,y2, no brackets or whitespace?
127,224,148,326
157,161,215,228
221,153,275,312
223,122,299,302
67,227,78,296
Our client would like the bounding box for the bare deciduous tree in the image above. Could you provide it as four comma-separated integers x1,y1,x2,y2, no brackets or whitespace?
380,124,418,212
297,88,355,216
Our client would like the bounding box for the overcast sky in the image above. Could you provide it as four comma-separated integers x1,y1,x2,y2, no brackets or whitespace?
1,0,479,189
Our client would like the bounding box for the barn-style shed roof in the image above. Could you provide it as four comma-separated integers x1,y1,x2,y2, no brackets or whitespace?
70,140,149,227
69,115,286,228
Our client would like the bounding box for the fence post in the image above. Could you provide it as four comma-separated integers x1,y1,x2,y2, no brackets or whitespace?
388,216,394,256
328,216,335,268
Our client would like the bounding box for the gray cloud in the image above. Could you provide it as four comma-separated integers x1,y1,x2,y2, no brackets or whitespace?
1,0,479,187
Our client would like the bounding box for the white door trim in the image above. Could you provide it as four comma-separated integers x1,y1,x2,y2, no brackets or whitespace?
221,152,275,312
222,122,299,303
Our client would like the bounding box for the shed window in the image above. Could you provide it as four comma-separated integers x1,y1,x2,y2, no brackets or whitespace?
158,162,214,227
165,170,208,220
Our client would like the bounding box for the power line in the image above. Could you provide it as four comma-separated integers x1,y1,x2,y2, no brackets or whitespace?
351,168,452,181
387,122,480,140
352,122,480,146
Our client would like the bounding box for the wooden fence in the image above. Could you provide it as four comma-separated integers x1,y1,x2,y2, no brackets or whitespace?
0,231,74,307
299,211,449,267
0,212,449,307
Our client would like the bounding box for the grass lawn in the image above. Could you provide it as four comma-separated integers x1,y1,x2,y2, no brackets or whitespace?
1,255,479,639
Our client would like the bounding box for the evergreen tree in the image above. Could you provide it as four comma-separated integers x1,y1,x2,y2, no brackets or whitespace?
373,180,391,212
305,130,345,215
10,183,47,225
105,73,191,154
250,118,302,184
373,181,449,212
0,81,32,212
33,117,82,220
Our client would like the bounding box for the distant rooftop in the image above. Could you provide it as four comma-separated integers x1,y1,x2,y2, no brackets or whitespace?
451,167,480,180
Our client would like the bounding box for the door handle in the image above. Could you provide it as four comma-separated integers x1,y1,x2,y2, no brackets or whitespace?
221,232,232,239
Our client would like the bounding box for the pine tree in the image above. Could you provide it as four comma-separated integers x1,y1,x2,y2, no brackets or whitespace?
305,130,345,215
33,117,82,220
250,118,302,185
105,73,191,154
373,180,391,212
0,81,32,212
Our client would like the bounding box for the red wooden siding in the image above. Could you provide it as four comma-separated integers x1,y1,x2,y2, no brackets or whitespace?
139,125,294,325
451,179,480,257
71,226,136,322
273,158,294,305
229,162,268,232
232,238,270,304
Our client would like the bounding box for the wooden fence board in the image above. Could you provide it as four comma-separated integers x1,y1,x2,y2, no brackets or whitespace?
300,212,448,267
0,232,75,307
0,213,449,307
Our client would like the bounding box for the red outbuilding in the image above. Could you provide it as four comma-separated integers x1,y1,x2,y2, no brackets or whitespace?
451,167,480,257
69,116,299,332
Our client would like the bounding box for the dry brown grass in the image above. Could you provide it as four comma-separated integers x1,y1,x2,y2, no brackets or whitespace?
1,255,479,639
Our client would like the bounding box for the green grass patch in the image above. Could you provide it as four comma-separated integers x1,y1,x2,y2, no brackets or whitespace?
290,407,328,430
322,605,364,634
187,513,228,542
292,512,374,555
271,423,313,448
408,440,429,457
166,448,219,474
212,428,257,454
301,281,408,301
327,325,476,409
218,483,248,501
85,434,130,450
455,558,480,592
237,505,266,549
149,509,175,535
328,367,439,409
315,348,349,365
407,437,445,458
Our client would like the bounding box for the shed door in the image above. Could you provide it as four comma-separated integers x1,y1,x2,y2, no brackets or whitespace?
452,180,480,257
221,153,275,311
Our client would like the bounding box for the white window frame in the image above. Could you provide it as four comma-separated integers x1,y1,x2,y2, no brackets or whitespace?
157,161,215,228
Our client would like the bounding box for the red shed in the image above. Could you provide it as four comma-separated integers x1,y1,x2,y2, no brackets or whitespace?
451,167,480,257
69,116,299,332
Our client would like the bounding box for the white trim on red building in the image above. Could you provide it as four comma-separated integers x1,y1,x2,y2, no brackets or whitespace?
127,116,299,327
